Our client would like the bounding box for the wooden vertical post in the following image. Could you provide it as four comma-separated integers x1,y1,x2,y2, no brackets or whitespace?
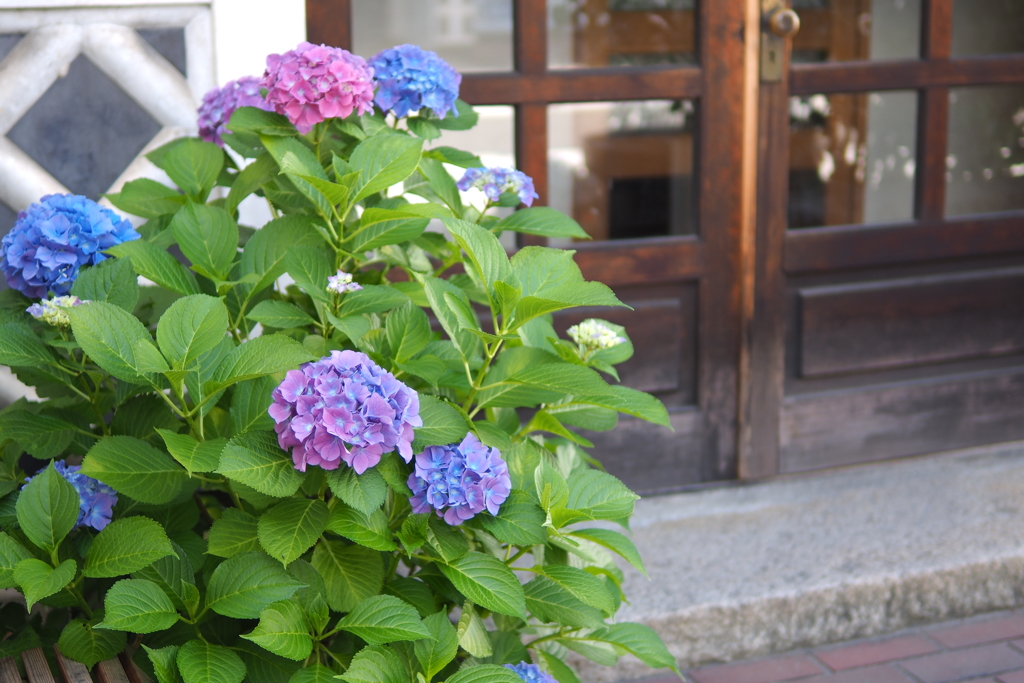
513,0,549,247
916,0,953,221
306,0,352,50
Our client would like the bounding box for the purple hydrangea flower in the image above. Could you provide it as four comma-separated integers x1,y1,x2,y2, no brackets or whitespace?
24,461,117,531
505,662,557,683
456,167,539,207
260,42,375,134
369,44,461,119
408,432,511,525
327,270,363,294
26,295,87,327
269,350,422,473
197,76,274,146
0,194,140,298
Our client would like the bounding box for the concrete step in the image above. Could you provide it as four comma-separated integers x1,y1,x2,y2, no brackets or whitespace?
580,440,1024,681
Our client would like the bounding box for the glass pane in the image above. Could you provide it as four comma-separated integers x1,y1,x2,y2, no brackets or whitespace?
548,0,696,69
351,0,513,72
548,100,697,245
952,0,1024,56
788,91,917,228
945,86,1024,217
790,0,921,63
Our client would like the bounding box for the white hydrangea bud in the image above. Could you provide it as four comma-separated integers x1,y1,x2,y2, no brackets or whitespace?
567,319,626,351
26,295,87,328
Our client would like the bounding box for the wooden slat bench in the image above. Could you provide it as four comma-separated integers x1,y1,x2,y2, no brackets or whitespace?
0,647,149,683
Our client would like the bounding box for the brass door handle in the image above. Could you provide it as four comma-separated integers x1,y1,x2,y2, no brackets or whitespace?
766,8,801,38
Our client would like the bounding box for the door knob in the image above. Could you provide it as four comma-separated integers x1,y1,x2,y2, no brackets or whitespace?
767,8,801,38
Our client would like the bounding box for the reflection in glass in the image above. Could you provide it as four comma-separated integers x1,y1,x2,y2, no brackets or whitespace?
352,0,513,72
946,86,1024,217
548,100,696,245
790,0,920,63
788,91,917,228
548,0,696,69
952,0,1024,56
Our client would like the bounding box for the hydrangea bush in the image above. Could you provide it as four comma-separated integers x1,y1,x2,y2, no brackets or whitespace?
0,42,677,683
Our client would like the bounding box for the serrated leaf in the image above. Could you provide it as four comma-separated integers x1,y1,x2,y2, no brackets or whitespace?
582,623,678,672
0,532,32,589
15,462,79,552
386,300,431,363
14,558,77,609
339,645,407,683
60,619,127,669
338,285,410,317
326,502,397,551
158,138,224,198
169,203,238,279
551,470,638,527
350,134,424,201
438,552,526,618
567,528,646,577
67,301,167,383
326,466,387,515
443,217,513,295
96,578,178,632
208,508,260,558
337,594,430,644
82,435,187,504
415,611,458,681
0,322,59,369
479,491,545,546
427,515,469,562
494,207,589,239
206,551,303,618
144,645,183,683
108,239,201,296
421,276,480,361
288,664,336,683
157,430,226,474
0,410,77,459
211,334,315,388
536,650,581,683
285,245,332,304
258,498,329,565
84,516,174,578
537,565,615,616
238,640,301,683
217,431,303,497
131,539,196,613
249,300,316,329
412,395,470,451
243,600,312,661
345,208,429,253
384,577,436,618
105,177,186,218
523,576,605,629
72,257,140,311
157,294,229,369
456,602,492,658
231,376,276,434
446,665,522,683
241,215,325,295
176,640,246,683
310,540,383,612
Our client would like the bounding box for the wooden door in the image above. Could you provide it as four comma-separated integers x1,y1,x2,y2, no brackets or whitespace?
307,0,753,493
744,0,1024,477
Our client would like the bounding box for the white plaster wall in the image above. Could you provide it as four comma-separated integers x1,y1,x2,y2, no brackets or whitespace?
211,0,306,83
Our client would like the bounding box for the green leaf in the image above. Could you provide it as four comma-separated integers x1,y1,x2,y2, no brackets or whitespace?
258,498,329,565
131,539,196,613
443,217,513,295
226,152,276,216
438,552,526,619
534,459,569,512
509,247,624,326
585,623,678,672
289,664,338,683
385,301,432,363
337,594,430,644
207,508,260,558
59,619,127,669
325,466,387,516
105,177,186,218
479,491,546,546
551,470,638,527
384,577,436,618
523,576,605,629
231,376,276,434
456,602,492,657
14,558,77,609
339,645,407,683
484,631,529,666
144,645,183,683
398,514,429,554
16,462,79,552
212,334,316,388
157,294,229,369
206,551,303,618
421,276,480,361
412,396,471,453
0,322,58,368
238,641,300,683
408,116,441,140
249,300,316,329
493,207,589,239
427,516,469,563
72,257,140,311
176,640,246,683
338,285,410,317
284,245,332,303
95,578,179,633
524,411,593,447
227,106,295,137
566,528,646,576
536,650,581,683
0,410,77,459
575,385,671,428
243,600,312,661
84,516,174,578
346,208,430,253
217,431,303,497
415,611,458,681
157,138,224,198
433,100,479,130
445,665,522,683
82,436,187,504
311,540,383,612
0,532,32,589
422,146,482,168
417,157,462,216
350,134,424,201
107,239,201,296
241,215,325,295
67,301,167,383
157,430,225,474
536,565,615,616
326,502,397,551
170,203,239,279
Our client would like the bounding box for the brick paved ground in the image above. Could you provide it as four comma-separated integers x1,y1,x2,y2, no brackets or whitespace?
638,609,1024,683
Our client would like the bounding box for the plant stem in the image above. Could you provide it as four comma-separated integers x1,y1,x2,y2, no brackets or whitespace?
504,546,530,566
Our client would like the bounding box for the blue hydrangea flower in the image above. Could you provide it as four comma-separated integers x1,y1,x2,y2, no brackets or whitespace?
24,461,117,531
457,167,539,207
408,432,512,525
505,662,557,683
369,44,462,119
0,194,140,298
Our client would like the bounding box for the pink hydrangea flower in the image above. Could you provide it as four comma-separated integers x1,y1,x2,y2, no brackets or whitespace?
260,42,375,134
